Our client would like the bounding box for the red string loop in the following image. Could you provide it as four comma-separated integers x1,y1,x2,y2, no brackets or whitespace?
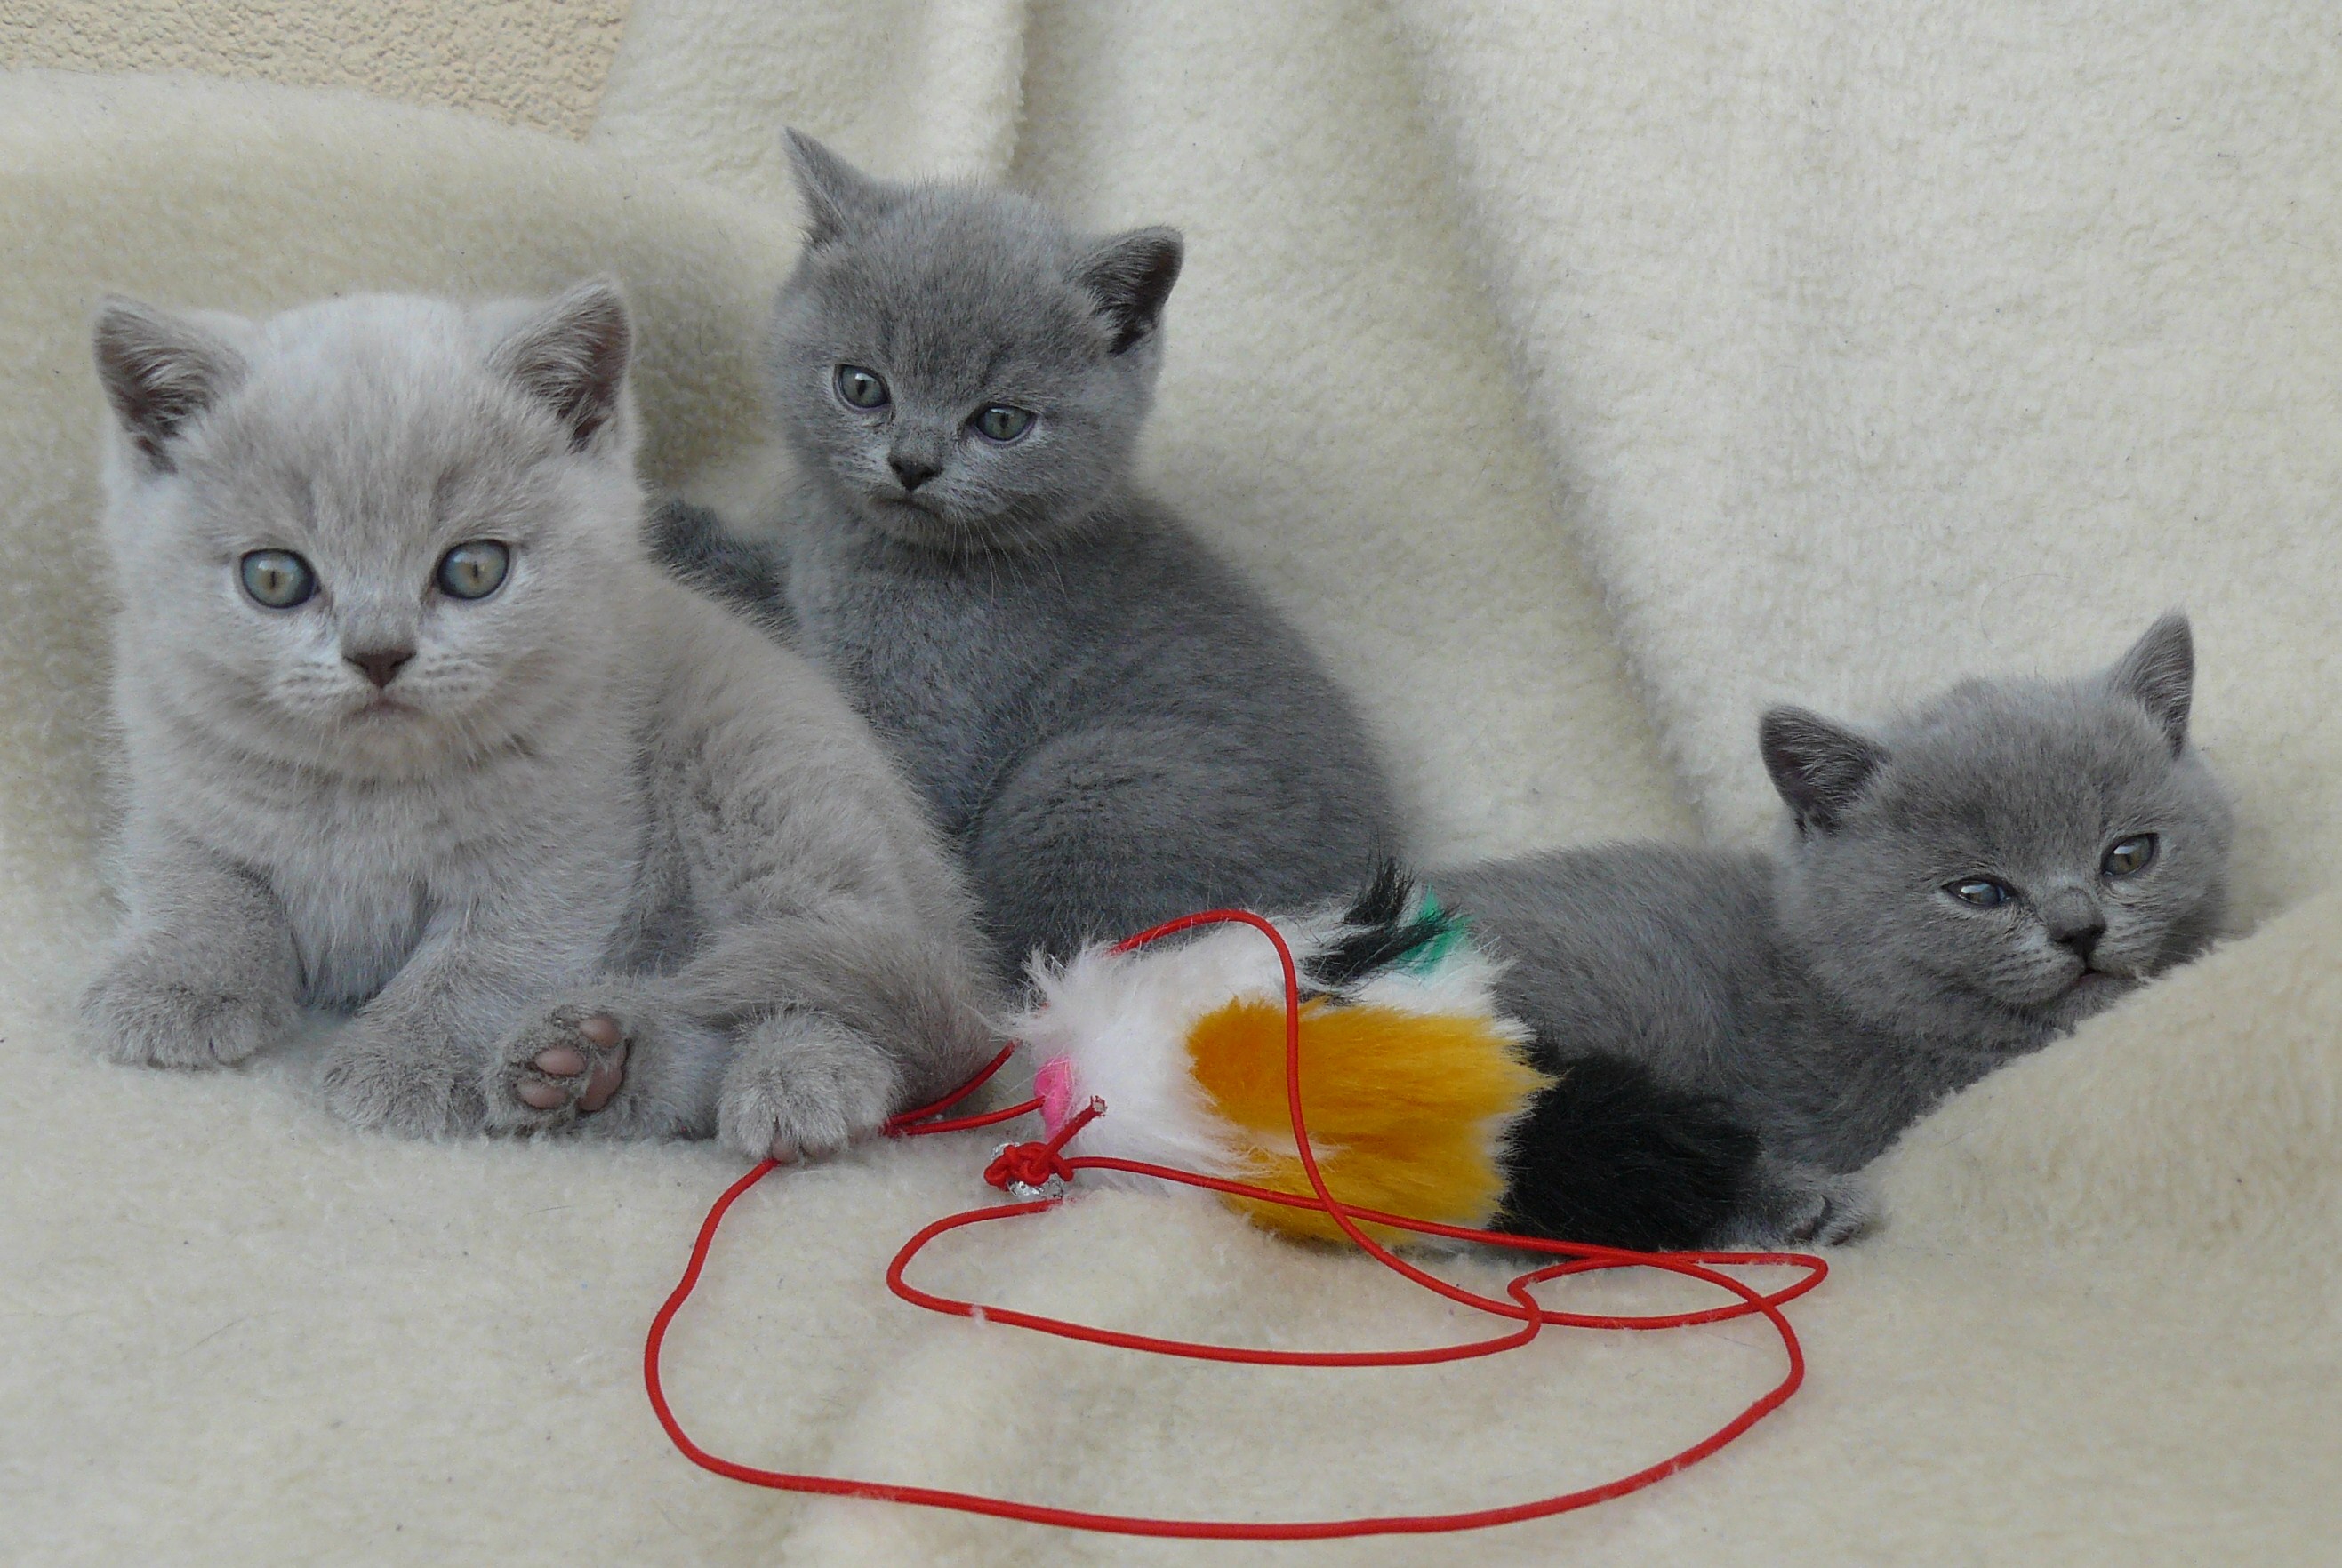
644,909,1829,1540
880,1044,1038,1138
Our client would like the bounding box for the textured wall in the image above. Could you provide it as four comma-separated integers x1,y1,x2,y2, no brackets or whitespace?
0,0,628,137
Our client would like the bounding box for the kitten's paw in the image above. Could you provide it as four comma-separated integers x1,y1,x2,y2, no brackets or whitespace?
717,1012,901,1164
485,1006,630,1132
1789,1170,1874,1246
80,950,293,1068
1718,1160,1875,1248
319,1026,481,1138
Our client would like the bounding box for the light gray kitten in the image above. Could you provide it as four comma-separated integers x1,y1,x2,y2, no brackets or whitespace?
653,132,1399,974
81,282,998,1161
1446,613,2231,1240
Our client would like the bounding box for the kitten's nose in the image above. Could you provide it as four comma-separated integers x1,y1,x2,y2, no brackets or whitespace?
346,646,414,689
2045,902,2108,964
889,453,941,492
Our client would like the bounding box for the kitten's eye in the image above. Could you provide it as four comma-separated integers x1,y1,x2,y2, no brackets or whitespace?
2102,834,2158,877
435,540,510,601
1946,877,2016,908
239,549,316,609
835,365,890,410
971,404,1035,444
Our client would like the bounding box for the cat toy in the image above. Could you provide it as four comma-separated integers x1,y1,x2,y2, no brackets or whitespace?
1007,868,1550,1244
643,875,1828,1540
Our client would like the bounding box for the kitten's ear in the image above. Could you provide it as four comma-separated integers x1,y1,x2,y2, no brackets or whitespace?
1761,707,1888,833
2107,610,2194,755
92,297,245,472
784,129,898,248
493,279,633,452
1074,227,1183,354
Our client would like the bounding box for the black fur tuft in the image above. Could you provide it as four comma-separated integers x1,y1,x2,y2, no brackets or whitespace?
646,498,798,640
1304,860,1453,991
1496,1048,1762,1252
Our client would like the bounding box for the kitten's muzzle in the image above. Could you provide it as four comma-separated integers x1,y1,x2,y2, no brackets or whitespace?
345,644,415,690
2039,889,2107,964
888,452,942,491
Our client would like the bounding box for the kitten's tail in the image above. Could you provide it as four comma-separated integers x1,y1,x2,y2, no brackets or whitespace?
1495,1050,1777,1252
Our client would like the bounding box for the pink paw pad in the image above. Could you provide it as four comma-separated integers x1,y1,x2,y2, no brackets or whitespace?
517,1014,626,1114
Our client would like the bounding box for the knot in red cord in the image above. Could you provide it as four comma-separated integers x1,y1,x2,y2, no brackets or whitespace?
980,1095,1103,1199
983,1141,1075,1196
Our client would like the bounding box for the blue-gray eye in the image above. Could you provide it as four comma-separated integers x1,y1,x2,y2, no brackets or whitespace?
836,365,889,409
2102,834,2157,877
435,540,509,601
972,404,1035,443
239,549,315,609
1947,877,2015,908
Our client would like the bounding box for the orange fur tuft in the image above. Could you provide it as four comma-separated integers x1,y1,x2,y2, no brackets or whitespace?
1185,998,1550,1245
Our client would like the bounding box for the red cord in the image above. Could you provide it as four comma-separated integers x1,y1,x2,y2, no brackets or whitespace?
644,910,1828,1540
879,1044,1030,1135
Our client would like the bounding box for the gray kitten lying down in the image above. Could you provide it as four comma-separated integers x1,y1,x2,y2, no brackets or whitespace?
80,283,998,1162
1444,614,2231,1244
654,132,1399,976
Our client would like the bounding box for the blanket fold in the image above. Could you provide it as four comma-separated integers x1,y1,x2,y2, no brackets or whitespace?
2,3,2335,1556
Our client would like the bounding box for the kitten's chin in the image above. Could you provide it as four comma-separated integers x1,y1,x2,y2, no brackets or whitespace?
859,495,966,552
281,692,503,776
1977,965,2143,1044
853,492,1083,556
2043,968,2141,1028
327,689,440,746
319,712,463,773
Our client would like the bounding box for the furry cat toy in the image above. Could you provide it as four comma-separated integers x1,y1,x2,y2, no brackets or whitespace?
1447,613,2232,1242
81,282,997,1161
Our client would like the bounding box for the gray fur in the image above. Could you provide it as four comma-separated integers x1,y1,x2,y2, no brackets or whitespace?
82,284,998,1158
650,132,1399,973
1446,613,2231,1184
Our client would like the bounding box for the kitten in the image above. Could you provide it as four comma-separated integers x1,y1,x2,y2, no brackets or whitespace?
1443,615,2231,1241
81,282,999,1160
652,132,1400,973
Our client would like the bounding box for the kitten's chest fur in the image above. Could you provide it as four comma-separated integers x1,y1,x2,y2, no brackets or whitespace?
786,496,1236,837
149,711,646,1007
1748,966,2004,1169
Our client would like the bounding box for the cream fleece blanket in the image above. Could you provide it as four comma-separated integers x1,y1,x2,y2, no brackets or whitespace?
4,4,2338,1560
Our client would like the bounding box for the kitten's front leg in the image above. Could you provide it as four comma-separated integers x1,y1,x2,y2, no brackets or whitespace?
82,835,301,1069
481,984,728,1140
673,913,997,1164
508,910,994,1161
716,1008,903,1164
1716,1158,1875,1248
320,912,606,1138
480,980,914,1159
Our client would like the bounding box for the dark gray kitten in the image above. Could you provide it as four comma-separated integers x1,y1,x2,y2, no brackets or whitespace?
1446,613,2231,1242
654,132,1399,972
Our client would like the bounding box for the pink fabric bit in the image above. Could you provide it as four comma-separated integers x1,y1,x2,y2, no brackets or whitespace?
1034,1055,1079,1139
